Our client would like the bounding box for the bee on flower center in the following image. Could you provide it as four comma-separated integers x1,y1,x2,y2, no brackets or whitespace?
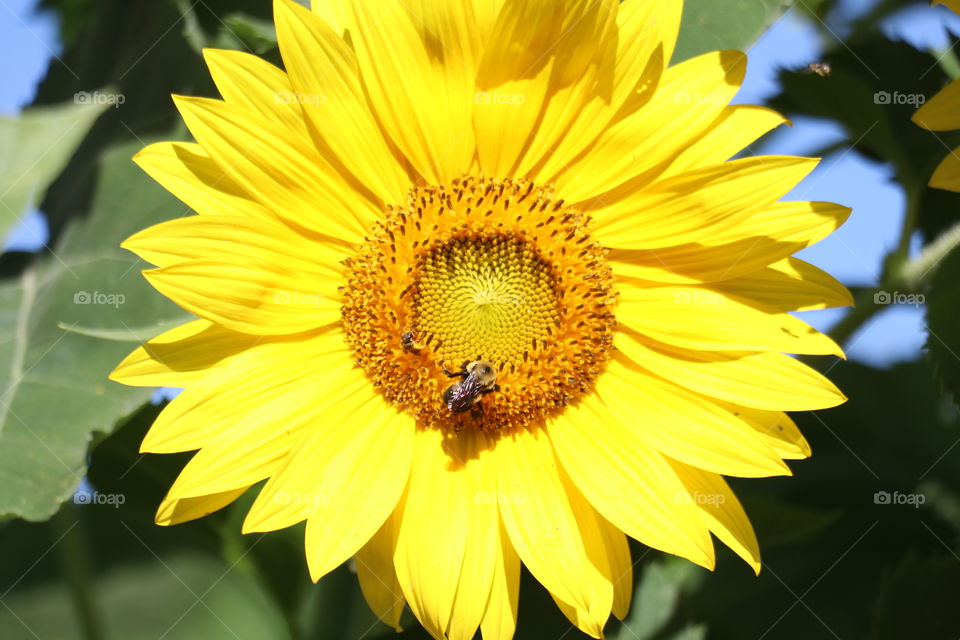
442,360,499,415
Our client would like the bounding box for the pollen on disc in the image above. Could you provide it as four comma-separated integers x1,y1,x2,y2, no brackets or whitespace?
340,176,616,432
412,234,560,370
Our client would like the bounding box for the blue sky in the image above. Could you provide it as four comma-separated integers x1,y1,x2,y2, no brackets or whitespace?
1,0,953,368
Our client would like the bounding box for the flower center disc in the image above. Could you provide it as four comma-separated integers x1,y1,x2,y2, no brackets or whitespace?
412,234,560,367
341,176,617,432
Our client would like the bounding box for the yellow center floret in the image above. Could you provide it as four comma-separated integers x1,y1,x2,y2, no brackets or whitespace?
341,176,617,431
413,234,560,367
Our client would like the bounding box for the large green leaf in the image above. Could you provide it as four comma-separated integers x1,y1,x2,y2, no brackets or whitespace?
0,100,108,241
0,138,191,521
672,0,790,63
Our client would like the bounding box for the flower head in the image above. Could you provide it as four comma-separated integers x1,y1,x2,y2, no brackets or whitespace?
112,1,850,637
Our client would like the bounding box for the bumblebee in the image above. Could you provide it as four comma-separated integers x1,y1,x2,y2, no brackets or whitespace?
401,330,424,354
442,360,499,414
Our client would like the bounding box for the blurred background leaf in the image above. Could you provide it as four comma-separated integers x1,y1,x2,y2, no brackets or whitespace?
0,99,107,239
672,0,792,63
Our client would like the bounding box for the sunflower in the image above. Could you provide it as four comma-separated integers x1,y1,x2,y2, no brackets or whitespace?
111,0,850,637
913,0,960,191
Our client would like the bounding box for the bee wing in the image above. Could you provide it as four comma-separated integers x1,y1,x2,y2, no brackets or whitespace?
446,376,484,412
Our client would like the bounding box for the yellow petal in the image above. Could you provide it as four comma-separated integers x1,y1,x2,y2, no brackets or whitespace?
936,0,960,13
617,285,843,356
173,95,374,241
613,0,682,109
497,427,623,625
394,428,497,640
551,372,739,559
473,0,599,176
122,213,348,270
912,78,960,131
530,0,683,183
480,520,520,640
548,514,629,637
593,355,791,478
301,404,414,582
668,461,761,574
356,509,406,632
701,257,853,312
616,333,846,411
310,0,349,34
554,50,747,203
730,405,811,460
202,47,307,134
242,390,408,534
472,0,507,44
592,156,819,250
512,0,619,177
346,0,476,184
608,201,851,283
598,517,632,620
930,147,960,192
155,487,250,526
657,105,789,180
274,0,412,204
143,330,353,457
132,142,269,220
110,319,260,389
143,258,339,336
447,433,502,640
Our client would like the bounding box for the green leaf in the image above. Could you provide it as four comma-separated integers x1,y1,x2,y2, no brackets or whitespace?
872,554,960,640
738,495,841,548
0,99,108,241
616,558,705,640
0,137,192,522
57,316,193,342
219,14,280,54
672,0,790,64
924,245,960,407
666,625,707,640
